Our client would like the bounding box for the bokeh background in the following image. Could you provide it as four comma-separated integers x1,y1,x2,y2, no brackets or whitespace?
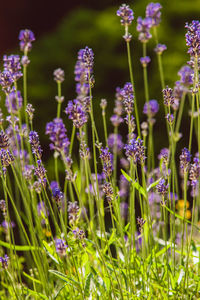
1,0,200,168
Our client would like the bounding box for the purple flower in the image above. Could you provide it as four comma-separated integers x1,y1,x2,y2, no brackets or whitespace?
158,148,170,162
21,55,30,66
166,113,174,125
180,147,191,172
103,182,113,202
80,46,94,70
29,131,42,159
185,21,200,57
100,147,113,178
178,66,193,86
55,238,67,256
124,138,146,164
0,70,15,94
108,133,124,154
0,131,10,149
120,82,134,114
146,2,162,26
50,181,64,207
26,103,35,120
189,157,200,188
116,4,134,26
46,118,70,155
0,254,9,269
154,44,167,54
163,86,174,107
53,68,65,83
3,55,22,81
156,178,168,196
65,100,88,128
0,149,14,173
19,29,35,52
34,160,46,186
110,115,123,127
68,201,80,224
143,99,159,117
1,220,15,229
140,56,151,67
5,91,23,114
137,17,152,42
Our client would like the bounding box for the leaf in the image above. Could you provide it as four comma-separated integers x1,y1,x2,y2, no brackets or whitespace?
43,241,59,264
84,273,93,297
23,287,48,299
49,270,81,291
53,283,68,300
147,178,162,192
22,272,42,285
121,169,146,198
0,240,40,251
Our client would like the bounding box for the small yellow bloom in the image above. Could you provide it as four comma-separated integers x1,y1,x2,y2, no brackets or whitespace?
179,209,191,219
42,228,51,237
176,199,189,210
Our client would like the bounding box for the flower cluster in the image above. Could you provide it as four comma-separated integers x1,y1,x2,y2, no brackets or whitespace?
0,71,15,94
46,118,70,155
185,20,200,57
55,238,67,256
124,138,146,164
145,2,162,26
19,29,35,52
189,157,200,189
53,68,65,83
180,147,191,172
154,43,167,54
65,100,88,128
29,131,42,159
5,91,23,114
140,56,151,67
120,82,134,114
3,55,22,81
68,201,80,225
137,17,152,43
116,4,134,26
34,160,47,187
143,99,159,117
100,147,113,178
108,133,124,154
0,255,9,269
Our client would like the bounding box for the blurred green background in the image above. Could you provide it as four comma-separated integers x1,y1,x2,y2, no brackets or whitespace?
1,0,200,166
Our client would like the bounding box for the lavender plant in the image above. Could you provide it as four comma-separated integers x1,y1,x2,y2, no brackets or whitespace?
0,3,200,299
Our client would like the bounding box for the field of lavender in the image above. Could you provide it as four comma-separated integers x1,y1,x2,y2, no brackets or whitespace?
0,2,200,299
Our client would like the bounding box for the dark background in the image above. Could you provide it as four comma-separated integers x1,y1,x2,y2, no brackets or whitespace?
1,0,200,169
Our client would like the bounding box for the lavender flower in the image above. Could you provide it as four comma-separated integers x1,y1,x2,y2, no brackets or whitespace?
5,91,23,114
51,182,64,207
3,55,22,81
19,29,35,52
154,44,167,54
26,103,35,121
180,147,191,172
21,55,30,66
120,82,134,114
65,100,88,128
163,86,174,107
158,148,170,163
68,201,80,224
0,149,14,173
143,99,159,117
100,147,113,178
116,4,134,26
55,238,67,256
100,99,107,110
140,56,151,67
34,160,46,187
185,21,200,57
178,66,193,86
110,115,123,127
137,217,146,232
136,17,152,43
103,182,113,202
146,2,162,26
46,118,70,155
189,157,200,188
124,138,146,164
29,131,42,159
53,68,65,83
166,113,174,125
80,47,94,70
108,133,124,154
0,254,9,269
156,178,168,196
0,200,6,216
0,70,15,93
0,131,10,149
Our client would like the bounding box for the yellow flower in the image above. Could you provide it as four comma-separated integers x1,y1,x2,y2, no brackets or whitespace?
176,199,189,210
179,209,191,219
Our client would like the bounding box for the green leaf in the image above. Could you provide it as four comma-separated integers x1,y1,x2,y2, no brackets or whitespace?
147,178,162,192
84,273,93,297
0,240,40,251
43,240,59,264
22,272,42,285
23,287,48,299
53,283,68,300
49,270,81,291
121,169,146,198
